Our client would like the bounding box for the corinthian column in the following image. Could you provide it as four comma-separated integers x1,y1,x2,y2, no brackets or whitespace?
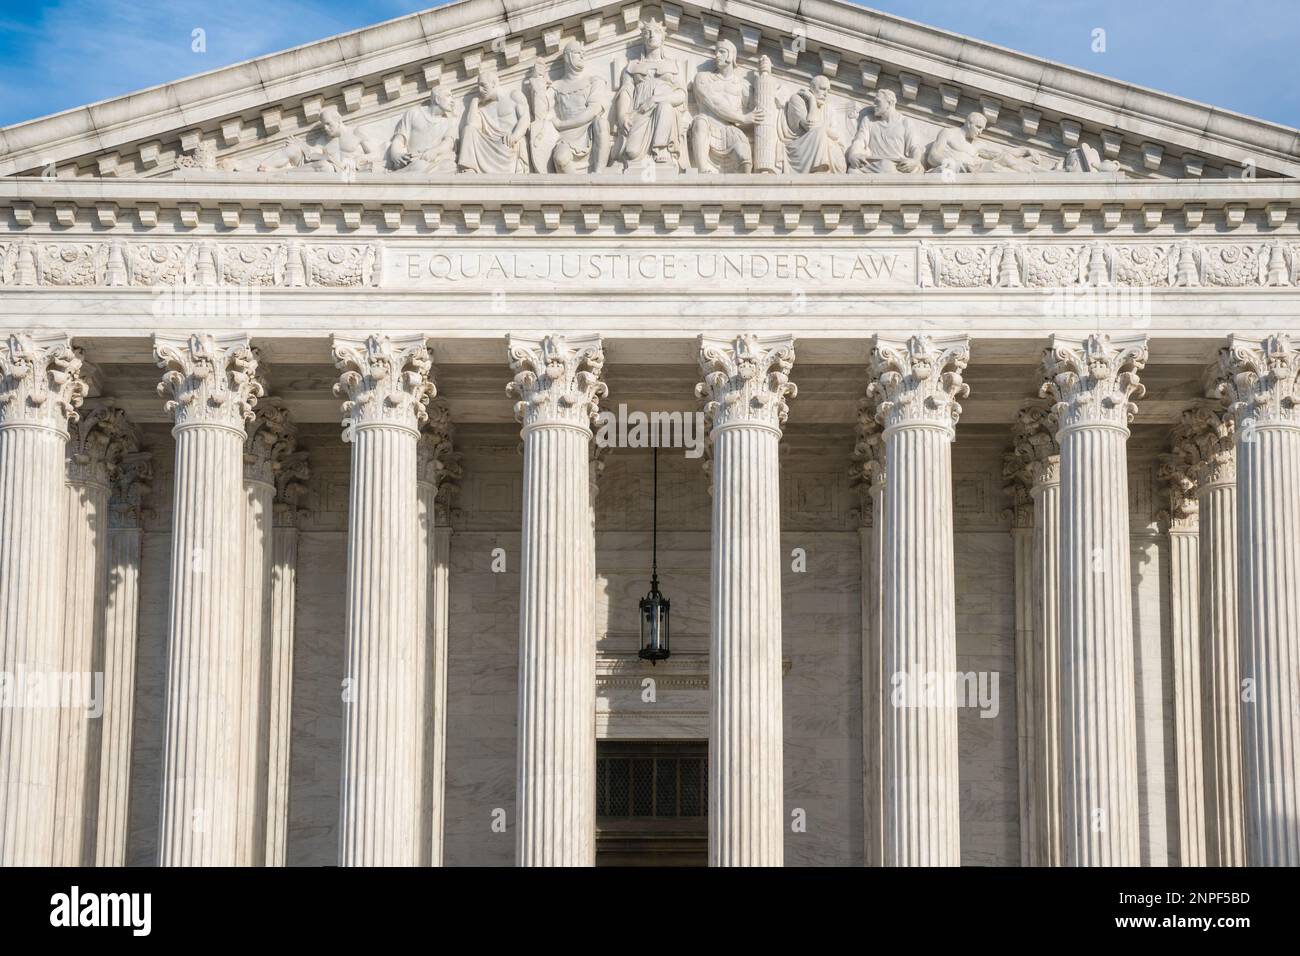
508,333,606,867
868,334,969,867
154,333,262,866
1220,334,1300,866
54,402,138,866
333,333,434,867
0,332,87,866
1006,400,1063,866
94,451,152,867
1159,419,1207,867
853,396,885,867
1042,332,1147,867
416,402,458,867
696,334,796,867
264,446,309,866
235,399,296,867
1181,402,1245,866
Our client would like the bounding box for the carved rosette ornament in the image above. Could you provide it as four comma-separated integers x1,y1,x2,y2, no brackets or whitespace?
333,334,434,438
155,333,262,432
1041,333,1148,433
0,331,88,433
506,333,607,433
696,333,797,436
867,335,970,437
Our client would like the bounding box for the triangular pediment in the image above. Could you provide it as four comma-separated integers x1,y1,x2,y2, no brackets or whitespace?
1,0,1296,180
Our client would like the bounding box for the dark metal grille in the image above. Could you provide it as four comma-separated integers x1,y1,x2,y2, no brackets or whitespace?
597,748,708,819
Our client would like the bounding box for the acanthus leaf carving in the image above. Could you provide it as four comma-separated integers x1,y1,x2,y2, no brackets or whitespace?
332,332,434,438
1219,333,1300,429
867,334,969,435
507,333,607,431
244,396,298,485
109,450,154,529
0,331,88,432
1003,399,1059,527
154,332,263,430
1041,333,1147,432
67,400,140,487
695,333,797,434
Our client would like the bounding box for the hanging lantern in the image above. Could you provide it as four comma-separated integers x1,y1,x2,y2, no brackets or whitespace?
639,444,670,663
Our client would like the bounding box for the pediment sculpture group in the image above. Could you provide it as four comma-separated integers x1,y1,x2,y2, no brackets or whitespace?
206,19,1118,178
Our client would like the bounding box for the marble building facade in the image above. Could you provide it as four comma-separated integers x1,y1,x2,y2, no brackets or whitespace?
0,0,1298,867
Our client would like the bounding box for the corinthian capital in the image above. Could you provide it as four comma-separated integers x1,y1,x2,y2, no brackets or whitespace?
155,333,262,431
0,331,88,433
67,401,140,487
109,451,154,529
1003,399,1059,526
273,450,311,528
1219,333,1300,429
1041,333,1147,433
244,397,298,485
867,334,969,436
332,333,434,438
506,333,607,431
850,391,886,527
418,400,463,519
696,333,797,434
1174,400,1237,492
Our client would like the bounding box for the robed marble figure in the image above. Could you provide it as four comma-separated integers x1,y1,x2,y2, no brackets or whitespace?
458,67,531,174
611,19,687,169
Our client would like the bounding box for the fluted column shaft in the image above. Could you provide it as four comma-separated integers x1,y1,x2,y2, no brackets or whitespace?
0,332,86,866
235,470,273,866
264,523,297,866
698,334,796,867
870,334,969,867
155,333,261,866
1198,470,1245,866
334,333,433,867
94,451,150,867
1044,333,1146,866
430,523,451,866
53,457,110,866
862,473,885,867
1221,334,1300,866
1168,522,1206,865
1011,521,1034,867
509,333,605,867
1030,465,1063,866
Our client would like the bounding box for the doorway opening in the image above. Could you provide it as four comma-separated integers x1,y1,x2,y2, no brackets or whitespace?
595,740,708,866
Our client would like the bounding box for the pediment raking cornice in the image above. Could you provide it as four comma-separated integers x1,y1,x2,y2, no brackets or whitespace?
0,0,1296,180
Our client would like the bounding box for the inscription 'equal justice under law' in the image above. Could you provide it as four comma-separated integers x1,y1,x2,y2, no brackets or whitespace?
396,249,910,284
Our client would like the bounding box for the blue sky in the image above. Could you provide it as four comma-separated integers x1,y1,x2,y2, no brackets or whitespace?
0,0,1296,129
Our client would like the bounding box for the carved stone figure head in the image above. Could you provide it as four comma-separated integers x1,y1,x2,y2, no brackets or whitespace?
641,18,666,51
428,86,453,116
478,67,501,101
873,89,898,121
319,106,344,137
962,111,988,141
563,40,585,74
715,38,737,69
811,75,832,104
